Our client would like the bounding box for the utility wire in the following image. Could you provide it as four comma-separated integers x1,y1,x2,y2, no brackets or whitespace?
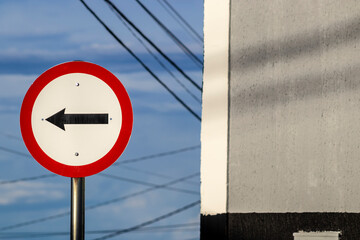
0,132,21,141
86,172,199,211
0,146,31,158
0,173,199,231
134,0,203,68
104,0,202,91
119,165,199,185
0,211,70,232
113,144,200,165
120,165,176,179
0,223,199,238
93,200,200,240
109,5,201,103
80,0,201,121
0,144,200,183
0,144,200,165
161,0,203,42
0,174,55,185
98,173,199,195
156,0,203,45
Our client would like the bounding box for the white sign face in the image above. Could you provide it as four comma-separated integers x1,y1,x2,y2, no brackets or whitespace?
31,73,121,166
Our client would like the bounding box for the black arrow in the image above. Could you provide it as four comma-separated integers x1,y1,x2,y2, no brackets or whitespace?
46,108,109,131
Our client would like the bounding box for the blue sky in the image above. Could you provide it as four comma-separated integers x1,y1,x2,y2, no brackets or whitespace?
0,0,203,239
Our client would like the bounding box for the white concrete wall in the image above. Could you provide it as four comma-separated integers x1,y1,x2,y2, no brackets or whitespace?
200,0,230,215
228,0,360,213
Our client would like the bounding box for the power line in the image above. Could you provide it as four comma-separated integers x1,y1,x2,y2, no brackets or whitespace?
98,173,199,195
0,146,31,158
156,0,203,45
113,144,200,165
0,223,199,238
86,172,199,211
0,145,199,187
0,144,200,180
0,132,22,141
120,165,176,179
93,200,200,240
161,0,203,42
118,165,199,185
0,174,56,185
0,144,200,165
0,211,70,232
0,173,199,231
108,5,201,103
104,0,202,91
80,0,201,121
134,0,203,68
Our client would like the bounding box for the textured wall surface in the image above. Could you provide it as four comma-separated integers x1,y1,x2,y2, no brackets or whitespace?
228,0,360,213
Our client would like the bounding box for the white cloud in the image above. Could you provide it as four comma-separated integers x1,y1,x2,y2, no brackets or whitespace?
83,43,122,52
0,181,65,205
115,72,162,93
0,74,35,98
0,48,74,59
123,197,147,209
141,101,184,112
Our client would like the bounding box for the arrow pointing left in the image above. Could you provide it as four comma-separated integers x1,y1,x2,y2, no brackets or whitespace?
46,108,109,131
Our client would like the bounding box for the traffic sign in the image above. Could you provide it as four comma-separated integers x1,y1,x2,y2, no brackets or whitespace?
20,61,133,177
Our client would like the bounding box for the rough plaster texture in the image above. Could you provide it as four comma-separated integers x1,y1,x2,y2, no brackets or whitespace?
228,0,360,212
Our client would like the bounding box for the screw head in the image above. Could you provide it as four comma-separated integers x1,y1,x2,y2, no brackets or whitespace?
75,152,79,156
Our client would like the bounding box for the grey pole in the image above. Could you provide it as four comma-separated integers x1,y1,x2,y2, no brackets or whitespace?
71,177,85,240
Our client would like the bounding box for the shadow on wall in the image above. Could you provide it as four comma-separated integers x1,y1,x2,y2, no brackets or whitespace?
232,16,360,71
232,64,360,113
230,15,360,113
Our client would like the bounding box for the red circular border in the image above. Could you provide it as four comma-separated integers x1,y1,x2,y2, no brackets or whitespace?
20,61,133,177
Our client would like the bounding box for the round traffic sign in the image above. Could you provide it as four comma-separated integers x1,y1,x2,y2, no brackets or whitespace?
20,61,133,177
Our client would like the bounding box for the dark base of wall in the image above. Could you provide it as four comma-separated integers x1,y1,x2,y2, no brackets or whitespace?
201,213,360,240
201,213,228,240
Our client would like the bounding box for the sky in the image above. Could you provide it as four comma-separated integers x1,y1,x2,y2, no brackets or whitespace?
0,0,203,239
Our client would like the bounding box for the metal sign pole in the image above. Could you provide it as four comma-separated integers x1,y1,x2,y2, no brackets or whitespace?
71,177,85,240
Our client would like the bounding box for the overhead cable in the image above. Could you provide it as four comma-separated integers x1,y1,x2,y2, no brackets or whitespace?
0,174,56,185
86,172,199,210
93,200,200,240
161,0,203,42
156,0,203,45
134,0,203,68
120,165,176,179
0,223,199,238
0,211,70,232
104,0,202,91
108,5,201,103
113,144,200,165
0,132,22,141
80,0,201,121
0,144,200,181
0,172,199,231
0,146,31,158
119,165,198,185
98,173,199,195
